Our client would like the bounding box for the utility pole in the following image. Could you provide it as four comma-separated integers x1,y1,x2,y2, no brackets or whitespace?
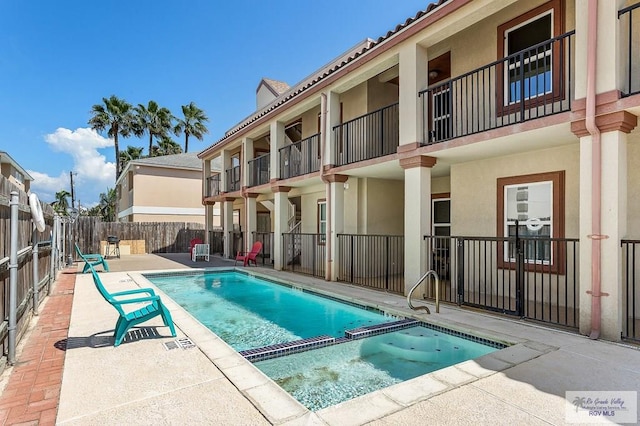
70,171,76,210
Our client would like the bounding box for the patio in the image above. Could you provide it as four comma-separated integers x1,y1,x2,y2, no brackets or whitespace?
0,253,639,425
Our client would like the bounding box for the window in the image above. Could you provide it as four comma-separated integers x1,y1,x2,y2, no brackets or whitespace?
11,169,24,184
233,209,240,232
497,0,564,110
497,171,565,272
431,88,452,142
317,199,326,244
432,195,451,279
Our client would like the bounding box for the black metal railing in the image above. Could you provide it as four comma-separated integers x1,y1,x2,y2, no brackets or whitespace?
619,3,640,97
208,230,224,254
420,31,574,144
332,103,399,166
206,175,221,197
252,231,274,266
622,239,640,342
424,234,579,329
282,233,325,278
337,234,404,294
225,166,241,192
248,153,270,187
229,231,243,259
279,133,321,179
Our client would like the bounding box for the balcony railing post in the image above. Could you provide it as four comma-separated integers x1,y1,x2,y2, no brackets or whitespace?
385,236,390,291
456,238,465,306
515,221,526,317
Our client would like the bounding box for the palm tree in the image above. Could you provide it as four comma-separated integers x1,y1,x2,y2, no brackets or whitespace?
133,101,174,155
174,102,209,153
150,136,183,157
118,145,144,172
99,188,117,222
51,190,71,215
88,95,134,180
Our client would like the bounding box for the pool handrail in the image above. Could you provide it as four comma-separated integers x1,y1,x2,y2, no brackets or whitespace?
407,270,440,314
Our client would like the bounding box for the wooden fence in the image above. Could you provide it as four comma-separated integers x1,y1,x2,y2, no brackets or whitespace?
73,217,206,255
0,176,55,367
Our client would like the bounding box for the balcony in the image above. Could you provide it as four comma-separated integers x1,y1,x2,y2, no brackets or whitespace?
420,31,574,145
225,166,241,192
248,153,270,187
206,174,220,197
332,103,399,167
619,3,640,97
279,133,321,179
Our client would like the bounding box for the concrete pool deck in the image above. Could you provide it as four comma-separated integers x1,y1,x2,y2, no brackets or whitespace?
3,253,640,425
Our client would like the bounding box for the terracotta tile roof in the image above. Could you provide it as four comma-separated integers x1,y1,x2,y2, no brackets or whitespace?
200,0,450,157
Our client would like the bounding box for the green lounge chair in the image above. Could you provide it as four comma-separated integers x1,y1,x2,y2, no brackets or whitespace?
75,243,109,273
88,265,176,346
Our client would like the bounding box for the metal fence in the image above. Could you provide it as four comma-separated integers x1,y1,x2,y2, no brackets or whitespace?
420,31,574,144
282,233,325,278
337,234,404,294
332,103,399,166
279,133,321,179
248,153,270,187
622,239,640,342
252,232,274,266
619,3,640,97
225,166,241,192
424,234,579,329
206,175,220,197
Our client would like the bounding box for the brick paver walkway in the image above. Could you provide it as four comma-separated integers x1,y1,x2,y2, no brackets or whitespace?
0,269,75,425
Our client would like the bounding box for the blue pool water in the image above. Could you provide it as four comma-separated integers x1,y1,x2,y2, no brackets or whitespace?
146,271,395,351
255,326,498,411
146,271,502,411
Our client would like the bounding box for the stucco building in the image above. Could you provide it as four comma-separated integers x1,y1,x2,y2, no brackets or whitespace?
198,0,640,343
0,151,33,193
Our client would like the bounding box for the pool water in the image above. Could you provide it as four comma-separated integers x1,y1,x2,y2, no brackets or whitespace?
146,271,395,351
255,326,498,411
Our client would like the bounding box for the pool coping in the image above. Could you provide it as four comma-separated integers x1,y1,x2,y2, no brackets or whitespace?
130,267,559,425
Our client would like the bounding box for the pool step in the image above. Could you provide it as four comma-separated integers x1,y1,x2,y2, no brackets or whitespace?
345,319,419,339
376,335,468,363
240,335,335,362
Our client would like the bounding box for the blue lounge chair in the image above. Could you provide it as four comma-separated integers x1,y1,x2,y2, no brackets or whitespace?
75,243,109,273
88,265,177,346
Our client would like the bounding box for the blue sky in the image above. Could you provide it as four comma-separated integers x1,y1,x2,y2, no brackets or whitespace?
0,0,429,206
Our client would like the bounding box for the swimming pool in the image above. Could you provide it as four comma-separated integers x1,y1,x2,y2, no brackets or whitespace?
145,270,503,410
146,271,396,351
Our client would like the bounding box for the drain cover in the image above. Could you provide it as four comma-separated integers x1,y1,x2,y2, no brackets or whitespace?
163,340,180,351
176,338,196,349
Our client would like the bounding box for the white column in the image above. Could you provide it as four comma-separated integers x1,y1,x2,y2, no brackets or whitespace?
245,196,258,252
328,177,346,281
221,150,230,192
579,129,629,341
243,137,254,188
402,157,434,295
273,188,290,270
222,199,234,258
325,91,341,167
270,121,285,181
399,43,428,146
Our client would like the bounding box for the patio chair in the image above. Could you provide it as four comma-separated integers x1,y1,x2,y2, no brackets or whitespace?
192,243,210,262
88,265,176,346
235,241,263,267
189,238,203,256
75,243,109,273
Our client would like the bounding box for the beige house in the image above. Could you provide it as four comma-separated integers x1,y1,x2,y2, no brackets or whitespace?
199,0,640,343
116,153,220,224
0,151,33,193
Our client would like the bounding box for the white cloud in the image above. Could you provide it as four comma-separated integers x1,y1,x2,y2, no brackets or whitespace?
28,127,116,205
